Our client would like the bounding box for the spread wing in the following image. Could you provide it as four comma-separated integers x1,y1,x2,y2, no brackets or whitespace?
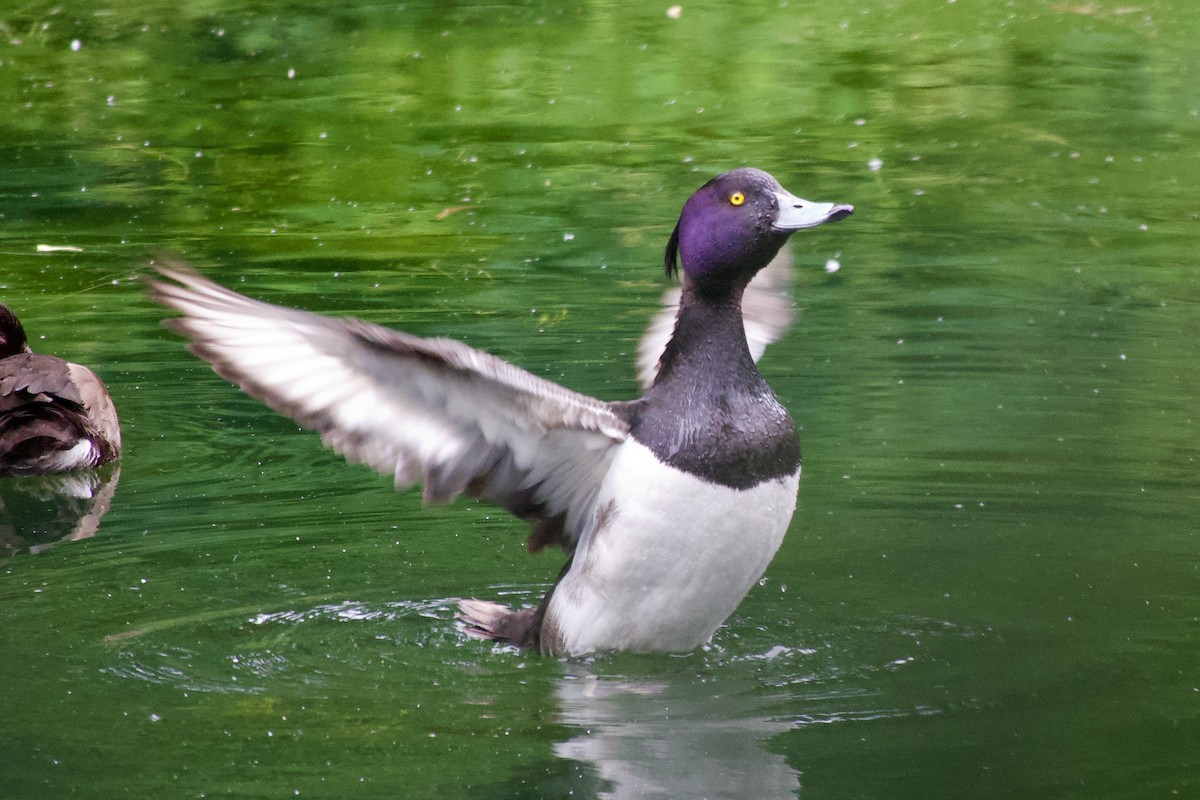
150,264,630,553
636,245,797,390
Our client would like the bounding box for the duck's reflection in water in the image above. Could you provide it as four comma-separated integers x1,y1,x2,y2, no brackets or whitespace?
553,663,799,799
0,464,120,558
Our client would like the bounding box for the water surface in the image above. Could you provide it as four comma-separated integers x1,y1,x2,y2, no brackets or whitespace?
1,2,1197,798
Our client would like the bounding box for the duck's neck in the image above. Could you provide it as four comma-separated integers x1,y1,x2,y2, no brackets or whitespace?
653,280,759,392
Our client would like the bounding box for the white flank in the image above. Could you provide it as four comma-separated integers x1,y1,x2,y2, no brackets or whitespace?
548,440,800,654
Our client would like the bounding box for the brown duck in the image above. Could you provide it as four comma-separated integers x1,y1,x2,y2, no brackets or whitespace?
0,303,121,476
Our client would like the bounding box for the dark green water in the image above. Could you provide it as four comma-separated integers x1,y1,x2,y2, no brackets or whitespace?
1,2,1197,798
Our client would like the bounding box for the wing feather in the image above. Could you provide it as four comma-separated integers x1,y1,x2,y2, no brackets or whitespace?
150,264,629,553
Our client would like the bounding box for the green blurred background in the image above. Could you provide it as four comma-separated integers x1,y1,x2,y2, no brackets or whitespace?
1,2,1196,798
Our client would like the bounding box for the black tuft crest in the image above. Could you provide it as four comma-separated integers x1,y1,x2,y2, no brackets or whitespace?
664,221,681,279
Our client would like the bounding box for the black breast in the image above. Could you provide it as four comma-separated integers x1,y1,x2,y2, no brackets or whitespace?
631,277,802,489
626,380,800,489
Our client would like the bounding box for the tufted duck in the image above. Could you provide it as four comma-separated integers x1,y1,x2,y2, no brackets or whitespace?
151,168,852,655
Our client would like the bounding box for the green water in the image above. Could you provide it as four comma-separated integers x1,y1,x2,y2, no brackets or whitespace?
1,1,1197,797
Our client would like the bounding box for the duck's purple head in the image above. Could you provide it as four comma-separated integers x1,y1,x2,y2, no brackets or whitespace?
665,168,852,295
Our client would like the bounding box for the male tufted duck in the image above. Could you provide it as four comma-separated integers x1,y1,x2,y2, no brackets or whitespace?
0,303,122,476
151,168,852,655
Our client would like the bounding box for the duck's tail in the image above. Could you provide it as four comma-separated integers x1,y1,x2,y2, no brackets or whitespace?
457,599,542,651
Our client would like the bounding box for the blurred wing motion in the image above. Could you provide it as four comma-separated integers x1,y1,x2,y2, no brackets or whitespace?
636,245,797,390
150,264,630,553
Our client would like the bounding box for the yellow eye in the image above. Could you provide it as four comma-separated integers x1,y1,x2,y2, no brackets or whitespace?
730,191,745,206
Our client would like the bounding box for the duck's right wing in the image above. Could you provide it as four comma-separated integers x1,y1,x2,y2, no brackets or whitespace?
150,264,630,554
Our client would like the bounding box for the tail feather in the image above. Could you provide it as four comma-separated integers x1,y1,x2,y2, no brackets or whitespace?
458,599,539,649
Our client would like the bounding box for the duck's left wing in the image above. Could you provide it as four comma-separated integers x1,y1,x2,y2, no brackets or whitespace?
150,265,630,553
